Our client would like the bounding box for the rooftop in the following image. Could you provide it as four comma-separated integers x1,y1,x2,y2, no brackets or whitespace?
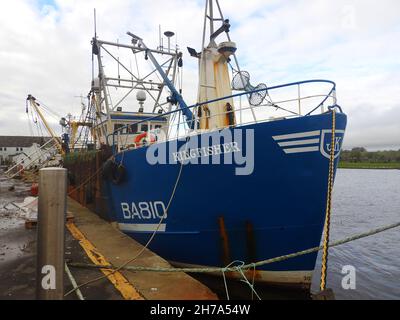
0,136,52,148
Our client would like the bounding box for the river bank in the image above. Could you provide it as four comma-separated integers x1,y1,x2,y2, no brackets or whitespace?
339,162,400,170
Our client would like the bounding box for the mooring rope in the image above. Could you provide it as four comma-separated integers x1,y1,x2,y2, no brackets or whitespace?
219,260,262,301
68,220,400,274
320,109,336,291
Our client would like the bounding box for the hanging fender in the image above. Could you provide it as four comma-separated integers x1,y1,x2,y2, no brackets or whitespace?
102,159,126,185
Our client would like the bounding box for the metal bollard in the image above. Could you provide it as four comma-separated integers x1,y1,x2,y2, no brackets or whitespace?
36,168,67,300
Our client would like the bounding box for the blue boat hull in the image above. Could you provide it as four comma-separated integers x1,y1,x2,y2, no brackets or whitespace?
105,112,347,288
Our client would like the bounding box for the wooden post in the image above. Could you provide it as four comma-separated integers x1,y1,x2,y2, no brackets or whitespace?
36,168,67,300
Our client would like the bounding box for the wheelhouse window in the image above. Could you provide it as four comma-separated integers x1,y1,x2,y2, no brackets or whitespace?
129,123,138,134
140,124,148,132
114,124,124,132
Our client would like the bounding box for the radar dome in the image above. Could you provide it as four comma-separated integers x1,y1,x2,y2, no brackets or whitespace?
136,90,147,102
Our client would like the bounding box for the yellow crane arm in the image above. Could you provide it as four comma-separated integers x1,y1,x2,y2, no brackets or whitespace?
27,95,65,155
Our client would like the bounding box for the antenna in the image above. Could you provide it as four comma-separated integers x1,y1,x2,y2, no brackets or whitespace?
91,8,97,84
117,38,120,85
159,25,162,50
94,8,97,38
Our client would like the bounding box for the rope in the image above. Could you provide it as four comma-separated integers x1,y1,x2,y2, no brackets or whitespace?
220,260,262,300
221,265,230,300
320,109,336,291
236,263,261,300
68,220,400,273
64,263,84,300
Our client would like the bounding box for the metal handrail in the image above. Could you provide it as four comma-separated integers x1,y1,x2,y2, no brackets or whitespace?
108,79,337,151
4,137,59,178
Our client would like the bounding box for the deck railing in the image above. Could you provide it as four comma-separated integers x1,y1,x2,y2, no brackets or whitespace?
108,79,338,153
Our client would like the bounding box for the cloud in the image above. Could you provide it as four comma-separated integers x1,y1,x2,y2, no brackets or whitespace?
0,0,399,150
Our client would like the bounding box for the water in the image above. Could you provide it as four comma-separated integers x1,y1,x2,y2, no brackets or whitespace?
311,169,400,300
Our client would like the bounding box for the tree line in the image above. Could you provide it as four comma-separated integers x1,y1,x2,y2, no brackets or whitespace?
340,148,400,163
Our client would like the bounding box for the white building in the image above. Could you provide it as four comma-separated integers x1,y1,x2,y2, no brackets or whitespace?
0,136,51,165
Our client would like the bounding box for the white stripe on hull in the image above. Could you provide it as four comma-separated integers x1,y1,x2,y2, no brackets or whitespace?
272,130,321,141
118,223,166,232
283,146,320,154
278,138,320,147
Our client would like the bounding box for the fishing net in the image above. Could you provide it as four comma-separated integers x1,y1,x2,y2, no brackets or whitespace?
249,83,268,106
231,71,268,106
232,71,251,91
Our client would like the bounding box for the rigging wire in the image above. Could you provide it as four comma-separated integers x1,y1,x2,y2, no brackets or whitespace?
35,99,62,120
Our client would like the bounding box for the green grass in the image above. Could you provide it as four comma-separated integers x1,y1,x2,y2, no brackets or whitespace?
339,161,400,169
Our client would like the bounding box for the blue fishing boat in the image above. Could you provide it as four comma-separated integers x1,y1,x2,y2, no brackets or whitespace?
89,0,347,289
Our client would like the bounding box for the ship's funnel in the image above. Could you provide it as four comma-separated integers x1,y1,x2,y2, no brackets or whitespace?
197,45,236,130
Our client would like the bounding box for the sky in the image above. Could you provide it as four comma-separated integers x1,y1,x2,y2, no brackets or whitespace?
0,0,399,150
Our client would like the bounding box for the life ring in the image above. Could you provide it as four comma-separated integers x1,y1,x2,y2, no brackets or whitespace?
134,132,156,147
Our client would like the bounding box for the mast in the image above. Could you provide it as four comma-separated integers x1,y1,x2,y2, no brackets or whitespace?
196,0,239,130
91,25,186,137
209,0,214,36
200,0,257,123
132,35,193,125
93,39,113,136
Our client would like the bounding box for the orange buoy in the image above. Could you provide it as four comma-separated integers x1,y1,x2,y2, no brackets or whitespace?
31,183,39,196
